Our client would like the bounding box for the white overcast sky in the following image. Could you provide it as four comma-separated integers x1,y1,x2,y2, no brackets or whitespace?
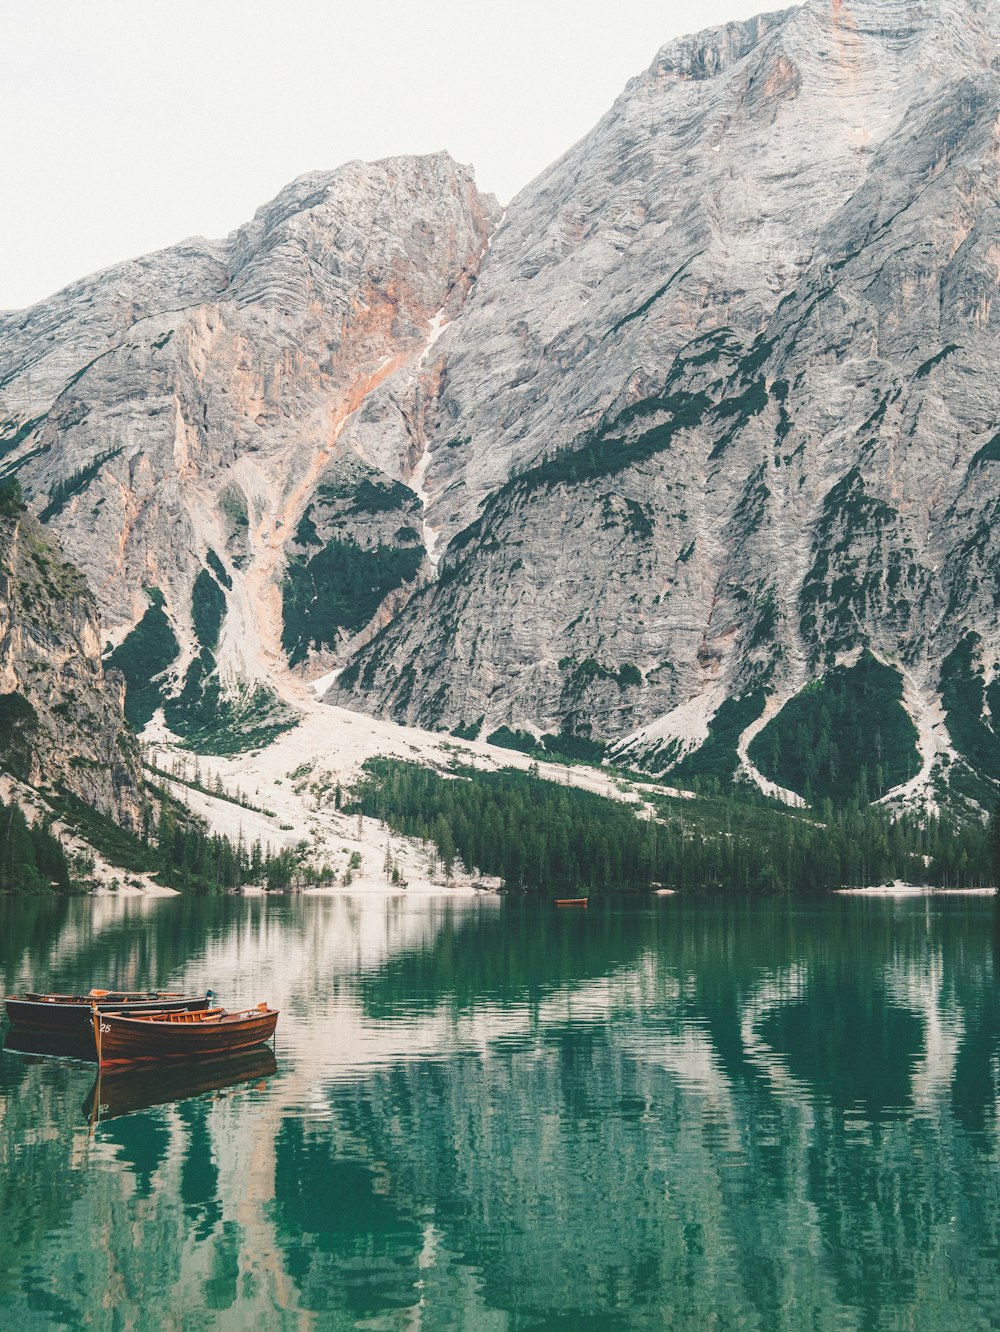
1,0,769,311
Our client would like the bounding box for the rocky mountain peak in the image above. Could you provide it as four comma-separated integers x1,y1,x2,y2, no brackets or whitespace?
646,7,791,85
321,0,1000,812
226,152,493,306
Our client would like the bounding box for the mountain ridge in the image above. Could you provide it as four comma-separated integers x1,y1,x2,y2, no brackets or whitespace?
3,0,1000,813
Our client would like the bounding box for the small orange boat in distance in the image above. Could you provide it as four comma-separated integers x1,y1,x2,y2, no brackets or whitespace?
93,1003,279,1068
555,898,589,908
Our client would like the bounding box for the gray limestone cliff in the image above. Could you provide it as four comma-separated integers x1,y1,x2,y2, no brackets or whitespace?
330,0,1000,808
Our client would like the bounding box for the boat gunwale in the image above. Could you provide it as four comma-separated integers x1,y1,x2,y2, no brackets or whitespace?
4,994,212,1024
22,990,187,1004
93,1005,279,1068
100,1006,277,1030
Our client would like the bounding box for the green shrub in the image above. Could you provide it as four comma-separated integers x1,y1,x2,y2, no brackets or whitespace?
0,479,24,520
205,548,232,589
105,590,179,730
750,652,920,806
939,633,1000,785
38,447,122,522
191,568,227,651
282,538,423,666
915,344,959,378
451,719,483,740
672,692,767,786
0,691,38,780
486,726,537,754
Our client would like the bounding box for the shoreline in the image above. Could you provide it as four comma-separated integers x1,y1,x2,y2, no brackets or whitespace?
82,882,996,901
833,885,996,897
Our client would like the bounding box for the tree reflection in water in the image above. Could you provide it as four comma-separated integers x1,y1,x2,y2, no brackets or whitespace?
0,893,997,1328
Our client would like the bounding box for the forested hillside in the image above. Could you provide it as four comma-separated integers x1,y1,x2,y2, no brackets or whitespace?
352,760,992,894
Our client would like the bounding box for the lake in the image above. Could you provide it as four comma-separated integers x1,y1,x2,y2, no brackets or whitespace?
1,892,999,1330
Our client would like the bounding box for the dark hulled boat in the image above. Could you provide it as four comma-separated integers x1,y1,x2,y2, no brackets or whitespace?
4,990,214,1036
94,1003,279,1067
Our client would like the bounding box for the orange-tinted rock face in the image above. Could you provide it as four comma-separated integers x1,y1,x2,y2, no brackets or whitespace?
0,153,500,728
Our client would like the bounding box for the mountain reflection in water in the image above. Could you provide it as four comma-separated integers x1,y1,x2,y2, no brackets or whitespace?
1,893,998,1329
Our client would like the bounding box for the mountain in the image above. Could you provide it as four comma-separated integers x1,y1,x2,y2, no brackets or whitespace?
3,0,1000,811
0,154,499,749
331,0,1000,811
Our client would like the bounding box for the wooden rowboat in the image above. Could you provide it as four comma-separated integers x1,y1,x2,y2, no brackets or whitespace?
93,1003,279,1068
4,990,214,1036
555,898,589,907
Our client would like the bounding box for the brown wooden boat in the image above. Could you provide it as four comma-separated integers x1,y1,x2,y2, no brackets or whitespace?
4,990,214,1037
93,1003,279,1067
555,898,589,907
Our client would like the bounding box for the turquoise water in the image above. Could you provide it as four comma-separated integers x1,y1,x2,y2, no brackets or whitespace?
1,892,999,1330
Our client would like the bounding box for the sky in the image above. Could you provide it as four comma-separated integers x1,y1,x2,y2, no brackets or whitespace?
1,0,769,311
